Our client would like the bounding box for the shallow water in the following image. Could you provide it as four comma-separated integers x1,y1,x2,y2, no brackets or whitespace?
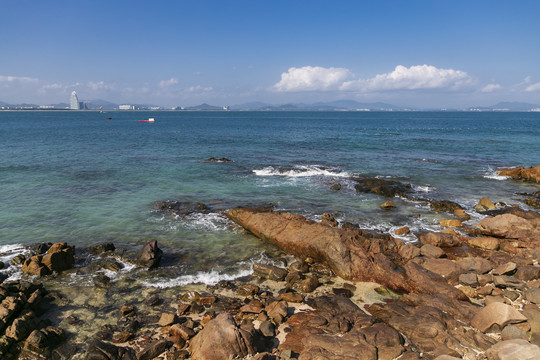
1,110,539,285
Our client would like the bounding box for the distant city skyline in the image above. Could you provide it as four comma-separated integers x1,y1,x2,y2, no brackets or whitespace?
1,1,540,108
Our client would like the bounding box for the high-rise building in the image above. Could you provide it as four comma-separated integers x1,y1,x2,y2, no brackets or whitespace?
70,91,80,110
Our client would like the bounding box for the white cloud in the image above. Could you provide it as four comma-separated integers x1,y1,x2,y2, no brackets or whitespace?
88,81,113,91
273,66,352,92
0,75,39,83
341,65,474,91
159,77,179,88
525,82,540,92
187,85,213,92
481,83,502,92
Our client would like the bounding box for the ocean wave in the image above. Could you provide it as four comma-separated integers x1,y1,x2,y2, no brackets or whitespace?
483,167,509,181
182,212,234,232
0,244,31,264
140,268,253,288
253,165,352,178
412,185,433,193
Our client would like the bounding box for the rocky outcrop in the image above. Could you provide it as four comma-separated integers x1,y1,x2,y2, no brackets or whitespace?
21,242,75,276
497,164,540,182
136,240,163,269
479,214,540,243
153,200,209,217
189,313,258,360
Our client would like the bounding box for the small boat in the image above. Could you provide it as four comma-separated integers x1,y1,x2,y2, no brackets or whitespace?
106,117,112,120
139,118,155,123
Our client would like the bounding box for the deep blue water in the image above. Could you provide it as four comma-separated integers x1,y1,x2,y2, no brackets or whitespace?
1,110,539,284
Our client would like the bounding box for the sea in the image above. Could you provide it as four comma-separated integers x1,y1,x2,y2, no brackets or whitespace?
1,110,539,288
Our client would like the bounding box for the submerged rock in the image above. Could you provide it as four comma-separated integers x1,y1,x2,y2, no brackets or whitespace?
153,200,209,217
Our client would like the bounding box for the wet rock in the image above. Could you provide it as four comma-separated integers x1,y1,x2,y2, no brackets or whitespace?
137,339,170,360
112,331,134,343
136,240,162,269
93,275,111,289
329,183,341,191
10,254,26,266
252,263,288,281
21,256,51,276
354,177,412,198
419,232,461,248
440,219,462,227
485,339,540,360
20,327,64,359
189,313,257,360
525,288,540,304
41,242,75,272
497,164,540,182
380,201,395,210
471,302,527,332
237,284,260,297
120,305,135,317
493,262,517,276
428,199,464,213
420,244,445,258
154,200,209,217
86,339,136,360
143,294,161,307
395,226,410,236
205,157,232,162
90,243,116,254
474,197,496,211
468,236,500,251
321,213,339,227
454,209,471,221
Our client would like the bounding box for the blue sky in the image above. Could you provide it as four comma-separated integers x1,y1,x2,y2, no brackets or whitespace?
1,0,540,108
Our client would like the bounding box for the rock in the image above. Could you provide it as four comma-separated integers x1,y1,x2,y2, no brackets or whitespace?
321,213,339,227
398,244,421,260
428,199,464,213
252,263,288,281
266,300,288,324
136,240,162,269
497,164,540,182
169,324,196,340
158,313,178,327
90,242,116,254
501,325,529,341
93,275,111,288
21,327,64,359
226,208,413,292
413,258,463,284
137,339,169,360
380,201,395,210
279,292,304,303
5,311,38,342
143,294,161,306
485,296,505,306
297,275,319,293
504,289,520,301
354,177,412,198
395,226,410,236
10,254,26,266
420,244,445,258
332,288,353,298
21,257,51,276
515,266,540,281
189,313,257,360
525,288,540,304
41,242,75,272
493,262,517,276
154,200,209,217
240,300,264,314
468,237,500,251
459,273,479,287
237,284,260,297
485,339,540,360
330,183,341,191
112,331,134,343
419,232,461,248
454,209,471,221
403,261,468,300
475,197,496,211
440,219,463,227
120,305,135,317
259,320,275,337
456,257,493,274
479,214,537,240
86,339,136,360
471,302,527,332
493,275,525,290
205,157,232,162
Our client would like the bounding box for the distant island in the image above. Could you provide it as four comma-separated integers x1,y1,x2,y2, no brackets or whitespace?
1,99,539,112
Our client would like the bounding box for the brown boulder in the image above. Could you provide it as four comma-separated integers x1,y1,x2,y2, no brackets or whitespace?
499,164,540,182
189,313,257,360
252,263,288,281
471,302,527,333
226,208,413,292
468,237,500,251
395,226,410,236
41,242,75,272
380,201,395,210
403,261,467,300
420,244,445,258
440,219,463,228
136,240,163,269
419,232,461,248
497,167,524,179
479,214,537,239
474,197,496,211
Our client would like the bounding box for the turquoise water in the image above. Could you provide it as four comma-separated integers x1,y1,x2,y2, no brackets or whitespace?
1,111,539,283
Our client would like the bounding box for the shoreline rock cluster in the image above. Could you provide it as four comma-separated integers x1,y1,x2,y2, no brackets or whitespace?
1,165,539,359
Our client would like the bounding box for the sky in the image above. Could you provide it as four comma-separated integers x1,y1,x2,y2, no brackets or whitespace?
1,0,540,108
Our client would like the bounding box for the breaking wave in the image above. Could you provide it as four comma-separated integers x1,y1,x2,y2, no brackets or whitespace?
253,165,352,178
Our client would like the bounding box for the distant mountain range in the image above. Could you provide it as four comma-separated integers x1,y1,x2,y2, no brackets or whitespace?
1,99,539,111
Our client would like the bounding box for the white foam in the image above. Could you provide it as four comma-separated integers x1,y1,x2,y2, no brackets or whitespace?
483,167,509,180
0,244,31,264
253,165,351,178
412,185,433,193
140,268,253,288
183,212,233,232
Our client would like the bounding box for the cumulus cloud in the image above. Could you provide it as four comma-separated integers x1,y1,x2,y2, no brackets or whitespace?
481,83,502,92
88,81,114,91
273,66,352,92
525,82,540,92
186,85,213,92
0,75,39,83
341,65,474,91
159,77,179,88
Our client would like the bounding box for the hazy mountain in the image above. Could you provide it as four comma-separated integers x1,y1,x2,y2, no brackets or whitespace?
0,100,8,106
230,101,272,110
185,103,224,110
231,100,407,111
84,99,119,109
49,102,69,108
469,101,540,111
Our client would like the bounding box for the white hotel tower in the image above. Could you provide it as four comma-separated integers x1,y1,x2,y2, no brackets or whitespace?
70,91,80,110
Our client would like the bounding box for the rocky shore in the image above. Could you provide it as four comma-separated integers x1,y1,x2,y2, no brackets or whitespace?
1,168,540,359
